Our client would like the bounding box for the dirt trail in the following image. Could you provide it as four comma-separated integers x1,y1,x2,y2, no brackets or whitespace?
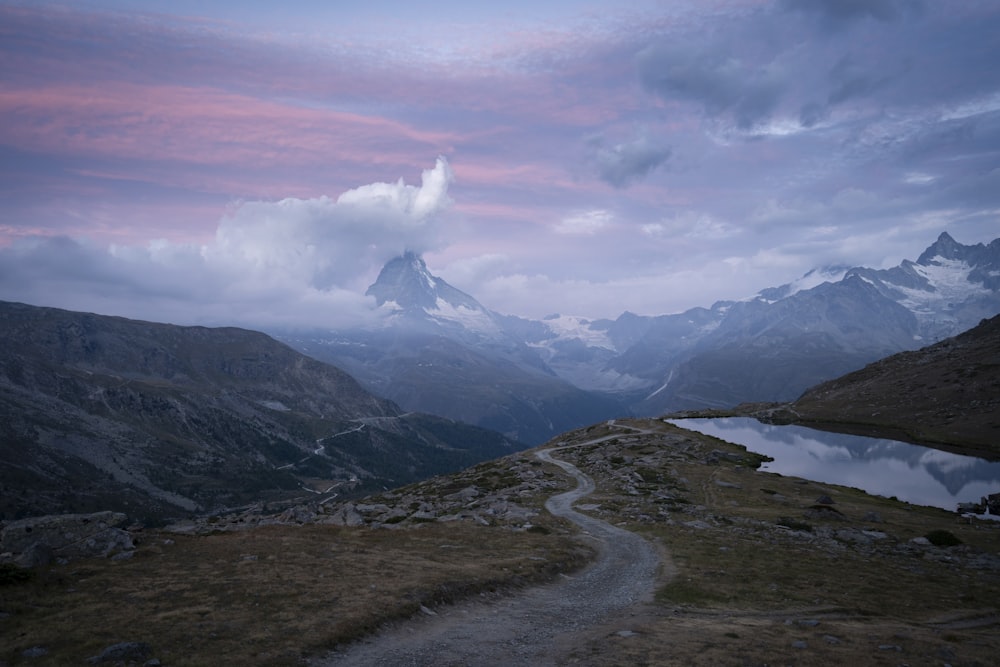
315,431,661,666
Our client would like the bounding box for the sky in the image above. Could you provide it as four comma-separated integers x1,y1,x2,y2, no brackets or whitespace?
1,0,998,330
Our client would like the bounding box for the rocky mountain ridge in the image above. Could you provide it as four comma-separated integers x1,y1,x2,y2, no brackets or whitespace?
280,231,1000,434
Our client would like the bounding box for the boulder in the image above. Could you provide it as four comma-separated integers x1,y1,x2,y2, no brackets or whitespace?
1,512,134,565
86,641,152,664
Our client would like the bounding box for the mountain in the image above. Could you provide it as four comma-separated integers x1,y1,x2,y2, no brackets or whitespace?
277,252,626,445
277,232,999,441
778,313,1000,458
521,231,1000,413
0,301,521,521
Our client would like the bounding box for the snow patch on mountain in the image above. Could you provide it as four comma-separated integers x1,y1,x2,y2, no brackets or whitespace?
896,257,991,317
432,297,503,336
755,266,850,304
536,314,615,350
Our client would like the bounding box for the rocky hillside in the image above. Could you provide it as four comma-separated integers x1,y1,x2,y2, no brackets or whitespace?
776,314,1000,458
0,301,521,521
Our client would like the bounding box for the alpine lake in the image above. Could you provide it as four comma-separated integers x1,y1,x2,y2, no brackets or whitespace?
667,417,1000,514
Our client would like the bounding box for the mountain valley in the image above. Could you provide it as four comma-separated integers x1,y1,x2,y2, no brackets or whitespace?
0,301,521,521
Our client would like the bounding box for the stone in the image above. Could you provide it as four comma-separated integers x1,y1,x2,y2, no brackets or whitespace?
21,646,48,658
1,512,133,565
326,504,365,527
791,640,808,649
86,641,152,664
14,542,53,569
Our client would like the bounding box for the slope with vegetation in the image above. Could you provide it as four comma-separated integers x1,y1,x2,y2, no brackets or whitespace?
0,300,520,521
768,313,1000,459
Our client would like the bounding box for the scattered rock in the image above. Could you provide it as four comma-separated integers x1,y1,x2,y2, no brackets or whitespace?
791,640,808,649
86,641,152,664
21,646,48,658
1,512,134,566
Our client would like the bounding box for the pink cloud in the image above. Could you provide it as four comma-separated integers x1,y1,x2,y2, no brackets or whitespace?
0,83,457,168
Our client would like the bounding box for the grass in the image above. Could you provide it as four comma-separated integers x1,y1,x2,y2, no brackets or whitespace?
3,416,999,666
552,418,1000,666
0,523,590,666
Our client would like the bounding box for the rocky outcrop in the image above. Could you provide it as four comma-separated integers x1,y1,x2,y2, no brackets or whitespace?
0,511,134,567
160,455,563,535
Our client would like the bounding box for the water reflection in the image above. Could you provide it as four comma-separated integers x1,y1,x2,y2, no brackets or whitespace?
667,418,1000,511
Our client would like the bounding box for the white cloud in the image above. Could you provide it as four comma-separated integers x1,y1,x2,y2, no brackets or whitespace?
555,209,613,235
0,159,455,330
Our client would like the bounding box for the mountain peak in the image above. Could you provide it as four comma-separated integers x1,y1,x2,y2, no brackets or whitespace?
917,231,965,265
365,252,438,309
366,253,483,314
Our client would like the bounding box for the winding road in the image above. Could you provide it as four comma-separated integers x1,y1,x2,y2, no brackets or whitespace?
317,429,661,666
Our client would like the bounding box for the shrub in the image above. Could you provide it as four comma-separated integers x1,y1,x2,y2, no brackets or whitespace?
0,563,34,586
776,517,813,532
925,529,962,547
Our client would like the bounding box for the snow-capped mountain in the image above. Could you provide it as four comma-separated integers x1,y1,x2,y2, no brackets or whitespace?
518,231,1000,412
277,252,625,445
366,251,505,342
278,231,1000,441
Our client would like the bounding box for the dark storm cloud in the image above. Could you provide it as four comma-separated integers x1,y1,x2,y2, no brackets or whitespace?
636,43,784,130
781,0,924,27
588,131,672,188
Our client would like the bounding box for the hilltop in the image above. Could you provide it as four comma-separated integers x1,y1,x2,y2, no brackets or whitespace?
762,314,1000,459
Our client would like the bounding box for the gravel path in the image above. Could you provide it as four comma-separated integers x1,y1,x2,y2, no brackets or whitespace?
315,432,661,666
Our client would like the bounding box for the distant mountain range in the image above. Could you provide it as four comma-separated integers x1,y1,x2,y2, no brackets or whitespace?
0,301,521,521
277,232,1000,442
5,231,998,522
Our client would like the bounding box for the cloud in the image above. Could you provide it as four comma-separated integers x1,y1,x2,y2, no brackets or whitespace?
554,209,613,235
781,0,923,27
587,130,672,187
0,159,454,329
637,42,785,130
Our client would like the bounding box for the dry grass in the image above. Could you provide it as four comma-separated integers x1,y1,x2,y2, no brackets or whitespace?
0,522,590,666
555,419,1000,666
